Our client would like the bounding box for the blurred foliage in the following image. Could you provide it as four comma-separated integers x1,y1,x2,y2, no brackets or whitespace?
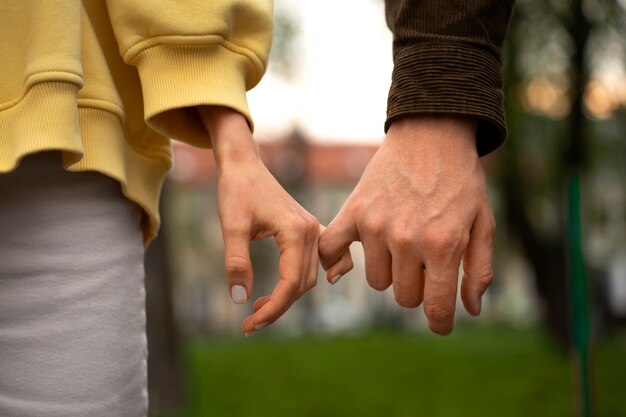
497,0,626,346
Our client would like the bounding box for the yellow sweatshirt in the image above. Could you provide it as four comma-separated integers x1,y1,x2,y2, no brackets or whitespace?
0,0,273,243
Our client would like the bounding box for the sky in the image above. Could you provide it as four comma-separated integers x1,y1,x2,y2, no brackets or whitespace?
247,0,393,144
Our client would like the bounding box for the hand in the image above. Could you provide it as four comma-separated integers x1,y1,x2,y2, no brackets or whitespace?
199,106,352,336
319,115,496,335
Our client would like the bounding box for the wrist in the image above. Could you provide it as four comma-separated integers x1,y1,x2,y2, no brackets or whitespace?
199,106,262,167
386,115,478,156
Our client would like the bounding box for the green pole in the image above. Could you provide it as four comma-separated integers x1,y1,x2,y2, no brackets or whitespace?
567,172,592,417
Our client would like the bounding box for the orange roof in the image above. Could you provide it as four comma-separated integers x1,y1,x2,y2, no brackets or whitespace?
168,138,380,186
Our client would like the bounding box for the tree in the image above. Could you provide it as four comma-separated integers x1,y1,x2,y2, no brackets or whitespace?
500,0,626,347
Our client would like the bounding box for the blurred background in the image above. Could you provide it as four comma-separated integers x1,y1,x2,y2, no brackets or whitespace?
146,0,626,416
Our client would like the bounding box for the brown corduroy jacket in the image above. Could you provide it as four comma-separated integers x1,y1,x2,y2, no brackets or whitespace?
385,0,515,156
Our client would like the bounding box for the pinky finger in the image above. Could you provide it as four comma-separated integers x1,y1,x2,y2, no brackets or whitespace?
461,208,496,316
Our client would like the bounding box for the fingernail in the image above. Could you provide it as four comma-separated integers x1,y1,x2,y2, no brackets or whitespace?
244,330,255,337
330,274,342,285
231,285,247,304
254,322,269,331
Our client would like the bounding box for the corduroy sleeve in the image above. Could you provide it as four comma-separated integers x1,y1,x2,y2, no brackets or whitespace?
384,0,515,156
105,0,273,147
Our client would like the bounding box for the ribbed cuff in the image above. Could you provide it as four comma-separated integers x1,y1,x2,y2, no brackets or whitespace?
0,81,83,172
134,43,256,148
386,42,506,156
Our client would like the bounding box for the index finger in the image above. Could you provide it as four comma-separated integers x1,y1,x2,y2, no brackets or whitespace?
242,278,300,334
242,240,306,334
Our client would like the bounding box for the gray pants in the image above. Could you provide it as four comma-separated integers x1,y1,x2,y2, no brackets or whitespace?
0,153,148,417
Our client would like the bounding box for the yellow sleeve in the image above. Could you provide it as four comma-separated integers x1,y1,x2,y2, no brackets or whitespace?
105,0,273,147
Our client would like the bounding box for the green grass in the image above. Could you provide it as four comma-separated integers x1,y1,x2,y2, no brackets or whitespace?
177,327,626,417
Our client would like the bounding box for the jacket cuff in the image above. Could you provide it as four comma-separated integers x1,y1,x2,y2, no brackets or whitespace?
133,42,257,148
385,42,506,156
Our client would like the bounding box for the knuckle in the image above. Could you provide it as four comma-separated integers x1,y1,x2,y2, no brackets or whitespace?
224,255,251,275
292,216,309,233
479,271,494,287
390,228,416,251
287,213,306,236
291,215,319,238
467,270,494,290
362,217,384,236
422,226,459,254
305,215,320,233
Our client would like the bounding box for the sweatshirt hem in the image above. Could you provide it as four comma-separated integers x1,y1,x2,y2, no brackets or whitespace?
0,81,170,244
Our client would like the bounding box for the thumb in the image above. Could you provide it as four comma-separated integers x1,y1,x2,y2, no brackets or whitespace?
221,224,253,305
319,211,359,271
